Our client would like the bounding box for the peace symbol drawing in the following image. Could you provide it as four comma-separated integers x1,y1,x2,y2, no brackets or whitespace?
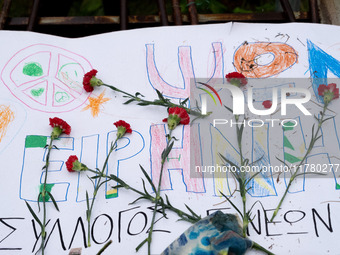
1,44,93,113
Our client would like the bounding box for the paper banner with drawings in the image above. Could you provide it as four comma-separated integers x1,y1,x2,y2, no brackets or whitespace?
0,22,340,254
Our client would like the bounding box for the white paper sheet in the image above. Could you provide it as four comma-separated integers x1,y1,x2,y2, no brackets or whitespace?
0,22,340,254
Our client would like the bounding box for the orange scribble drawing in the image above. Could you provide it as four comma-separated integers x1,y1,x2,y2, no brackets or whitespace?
0,105,15,143
234,42,298,78
82,90,110,117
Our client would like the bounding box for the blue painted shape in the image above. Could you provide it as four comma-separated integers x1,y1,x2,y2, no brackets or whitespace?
249,123,277,197
189,231,199,240
209,124,240,197
307,40,340,102
161,211,252,255
201,237,210,246
178,233,188,246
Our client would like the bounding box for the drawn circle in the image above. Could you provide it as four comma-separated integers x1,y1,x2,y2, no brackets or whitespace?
1,44,92,113
233,42,298,78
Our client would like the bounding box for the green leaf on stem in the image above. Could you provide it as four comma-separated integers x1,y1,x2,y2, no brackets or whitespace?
124,99,135,105
295,172,326,177
47,191,59,211
161,141,174,162
129,196,148,205
248,155,264,166
87,175,96,188
219,191,243,218
155,89,165,101
275,156,292,169
97,179,110,190
165,194,173,207
141,179,150,196
180,97,189,106
159,197,168,219
245,169,263,186
86,191,90,211
135,92,145,97
25,201,43,228
140,165,156,192
322,116,334,123
136,238,148,252
37,193,42,212
223,105,233,113
137,102,149,106
184,204,200,218
111,184,124,189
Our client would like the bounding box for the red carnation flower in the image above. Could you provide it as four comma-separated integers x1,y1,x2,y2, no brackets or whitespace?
163,107,190,130
318,83,339,104
226,72,247,87
66,155,79,172
49,117,71,139
66,155,88,172
262,100,272,109
83,69,103,92
114,120,132,138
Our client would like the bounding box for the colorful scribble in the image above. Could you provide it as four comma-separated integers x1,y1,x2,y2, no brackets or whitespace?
233,42,298,78
23,62,43,76
146,42,224,100
150,124,205,193
307,40,340,102
57,63,83,94
30,87,44,97
82,90,110,117
0,105,14,143
55,92,70,103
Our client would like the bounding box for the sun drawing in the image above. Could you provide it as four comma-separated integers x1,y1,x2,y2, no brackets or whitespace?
82,90,110,117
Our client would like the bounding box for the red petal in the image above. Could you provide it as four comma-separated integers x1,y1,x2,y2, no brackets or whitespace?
114,120,132,133
168,107,176,114
328,83,337,92
84,84,94,92
334,88,339,99
318,84,327,96
180,116,190,125
66,155,78,172
262,100,272,109
226,72,247,85
49,117,71,135
163,118,168,122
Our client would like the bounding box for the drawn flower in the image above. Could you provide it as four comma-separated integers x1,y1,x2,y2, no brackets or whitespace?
83,69,104,92
163,107,190,130
318,83,339,104
66,155,88,172
49,117,71,139
262,100,272,109
226,72,247,87
114,120,132,138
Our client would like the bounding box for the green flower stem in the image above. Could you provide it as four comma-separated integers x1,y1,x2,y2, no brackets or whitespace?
252,241,275,255
270,102,329,222
102,84,209,118
236,117,249,237
96,240,112,255
86,168,201,223
87,137,119,247
40,137,55,255
147,129,173,255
